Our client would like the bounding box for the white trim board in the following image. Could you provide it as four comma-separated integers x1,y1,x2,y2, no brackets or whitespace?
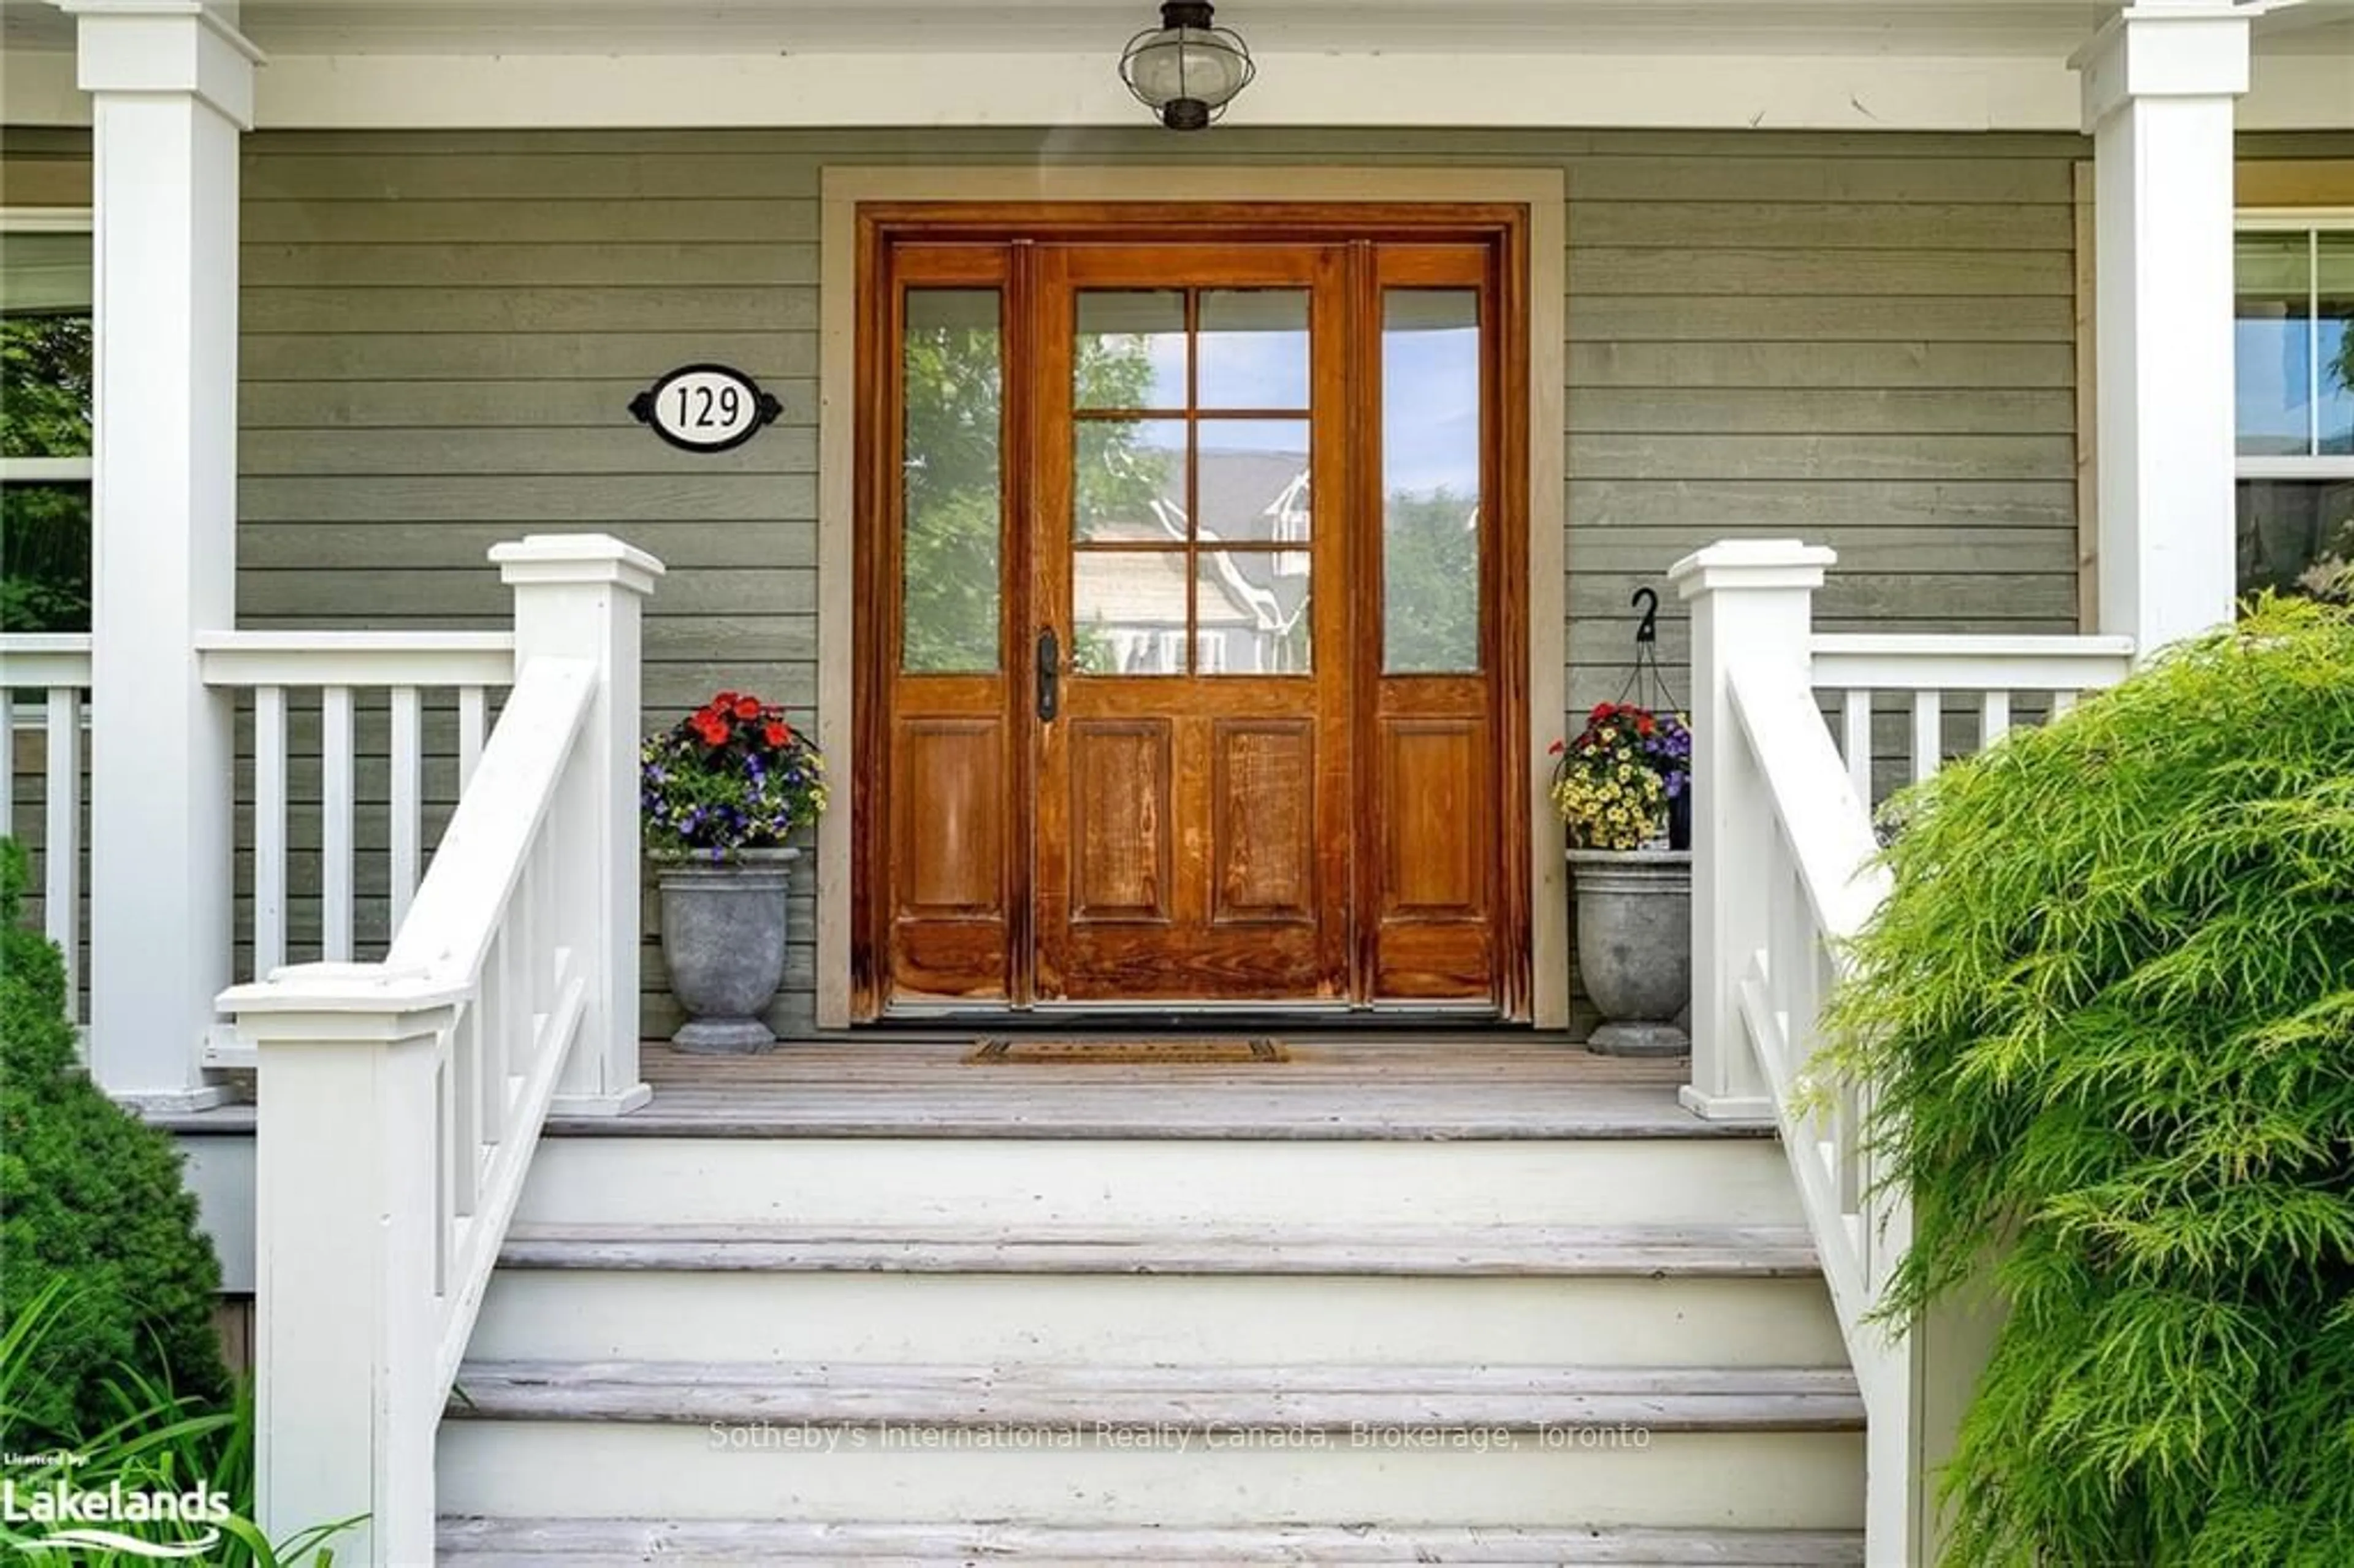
815,166,1569,1030
6,45,2350,131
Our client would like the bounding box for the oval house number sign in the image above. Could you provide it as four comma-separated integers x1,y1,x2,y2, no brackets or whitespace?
628,364,783,454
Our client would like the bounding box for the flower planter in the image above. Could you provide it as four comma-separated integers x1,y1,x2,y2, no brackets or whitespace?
1567,847,1691,1057
656,847,798,1053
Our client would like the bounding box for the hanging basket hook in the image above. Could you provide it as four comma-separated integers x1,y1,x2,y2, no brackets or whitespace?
1631,586,1660,646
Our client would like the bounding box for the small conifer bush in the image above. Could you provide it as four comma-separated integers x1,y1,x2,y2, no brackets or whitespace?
0,839,229,1440
1823,597,2354,1565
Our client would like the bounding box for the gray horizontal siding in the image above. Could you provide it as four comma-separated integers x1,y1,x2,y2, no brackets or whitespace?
4,120,2347,1035
232,125,2104,1036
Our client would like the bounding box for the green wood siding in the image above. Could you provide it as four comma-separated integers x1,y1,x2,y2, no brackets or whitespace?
0,122,2333,1033
224,126,2105,1033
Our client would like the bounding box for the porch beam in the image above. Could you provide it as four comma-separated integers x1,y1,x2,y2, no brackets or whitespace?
2073,1,2252,654
65,0,262,1111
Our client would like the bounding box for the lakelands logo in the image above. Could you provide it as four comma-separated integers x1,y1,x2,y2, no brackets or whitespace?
2,1475,232,1559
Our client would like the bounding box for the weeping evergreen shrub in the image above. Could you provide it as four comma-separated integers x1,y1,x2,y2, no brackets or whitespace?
1822,597,2354,1566
0,839,228,1439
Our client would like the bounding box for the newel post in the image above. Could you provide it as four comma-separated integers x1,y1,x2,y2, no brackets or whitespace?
490,535,665,1116
1668,540,1836,1122
224,966,464,1567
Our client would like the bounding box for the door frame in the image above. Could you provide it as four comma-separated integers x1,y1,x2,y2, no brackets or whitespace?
817,165,1567,1028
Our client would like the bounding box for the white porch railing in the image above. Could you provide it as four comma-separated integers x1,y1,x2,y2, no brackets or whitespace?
0,633,91,1026
218,536,661,1566
195,632,516,1065
1674,540,2131,1562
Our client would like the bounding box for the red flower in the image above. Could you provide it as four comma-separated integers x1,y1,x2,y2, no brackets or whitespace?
763,721,788,747
733,696,761,720
714,691,739,709
693,714,729,747
1635,712,1655,736
1590,702,1615,723
1547,739,1565,756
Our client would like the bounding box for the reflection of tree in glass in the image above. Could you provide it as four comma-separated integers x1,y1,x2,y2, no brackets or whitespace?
1384,487,1480,672
900,318,1163,672
1,315,93,632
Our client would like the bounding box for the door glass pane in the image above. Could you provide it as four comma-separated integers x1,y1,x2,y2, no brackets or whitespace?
2237,232,2313,458
1075,419,1186,542
1076,291,1186,410
1198,421,1309,542
1199,551,1311,673
1198,289,1309,409
901,289,1003,674
2320,232,2353,455
1074,551,1187,675
1382,289,1482,673
2239,478,2354,600
3,227,94,634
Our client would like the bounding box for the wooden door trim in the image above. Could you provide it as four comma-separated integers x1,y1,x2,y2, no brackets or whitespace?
817,167,1565,1029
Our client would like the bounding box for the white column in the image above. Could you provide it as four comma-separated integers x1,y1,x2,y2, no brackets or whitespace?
66,0,262,1110
1667,540,1835,1124
490,535,665,1117
2072,1,2251,654
230,965,462,1568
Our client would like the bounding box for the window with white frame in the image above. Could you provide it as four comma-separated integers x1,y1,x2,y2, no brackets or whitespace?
2235,218,2354,601
1,210,93,633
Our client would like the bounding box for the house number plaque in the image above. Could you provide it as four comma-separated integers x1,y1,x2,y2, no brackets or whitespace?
628,364,783,454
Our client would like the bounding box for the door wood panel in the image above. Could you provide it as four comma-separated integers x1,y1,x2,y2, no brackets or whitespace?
1211,719,1317,924
1065,720,1174,923
855,207,1528,1018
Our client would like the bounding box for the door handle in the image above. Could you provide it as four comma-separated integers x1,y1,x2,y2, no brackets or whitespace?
1036,627,1060,723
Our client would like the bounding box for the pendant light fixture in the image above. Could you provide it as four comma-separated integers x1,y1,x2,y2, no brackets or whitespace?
1119,2,1255,131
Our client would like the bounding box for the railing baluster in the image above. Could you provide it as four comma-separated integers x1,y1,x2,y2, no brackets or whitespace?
451,1000,481,1215
254,686,289,980
321,685,356,962
1979,688,2011,748
501,909,527,1105
1910,690,1941,786
434,1043,453,1300
531,831,557,1014
458,685,487,790
514,844,540,1027
389,686,422,932
44,687,82,1010
1841,688,1872,809
479,929,508,1147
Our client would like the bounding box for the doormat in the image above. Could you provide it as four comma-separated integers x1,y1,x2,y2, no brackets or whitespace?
964,1037,1288,1065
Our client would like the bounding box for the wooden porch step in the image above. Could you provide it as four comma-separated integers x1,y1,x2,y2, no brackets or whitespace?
496,1220,1823,1277
445,1360,1865,1432
435,1517,1868,1564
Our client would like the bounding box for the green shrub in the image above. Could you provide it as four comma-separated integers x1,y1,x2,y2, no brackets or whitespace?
0,839,229,1441
1823,598,2354,1565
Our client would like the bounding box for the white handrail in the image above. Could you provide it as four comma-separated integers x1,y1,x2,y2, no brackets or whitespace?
219,535,660,1567
0,634,92,1024
196,631,516,987
1677,538,2135,1561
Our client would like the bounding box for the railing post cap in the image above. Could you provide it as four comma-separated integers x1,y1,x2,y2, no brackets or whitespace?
1667,539,1838,599
490,534,666,595
217,962,469,1041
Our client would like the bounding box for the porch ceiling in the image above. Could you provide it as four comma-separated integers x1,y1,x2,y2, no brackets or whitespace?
4,0,2345,57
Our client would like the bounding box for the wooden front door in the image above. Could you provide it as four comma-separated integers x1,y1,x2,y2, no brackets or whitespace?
855,206,1529,1018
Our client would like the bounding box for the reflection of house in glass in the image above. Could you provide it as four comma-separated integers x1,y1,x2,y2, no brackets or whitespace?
1075,446,1314,675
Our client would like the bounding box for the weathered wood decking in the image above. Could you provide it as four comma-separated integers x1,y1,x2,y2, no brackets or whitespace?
536,1034,1743,1141
153,1033,1740,1141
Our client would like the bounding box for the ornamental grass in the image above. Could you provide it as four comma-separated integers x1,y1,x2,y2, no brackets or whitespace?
1820,596,2354,1566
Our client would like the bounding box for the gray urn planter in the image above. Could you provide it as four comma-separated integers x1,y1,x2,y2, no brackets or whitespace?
1567,848,1691,1057
655,846,798,1053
